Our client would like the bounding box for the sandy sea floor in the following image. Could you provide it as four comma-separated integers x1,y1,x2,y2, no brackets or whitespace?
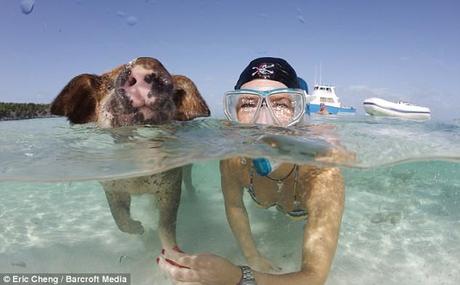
0,160,459,284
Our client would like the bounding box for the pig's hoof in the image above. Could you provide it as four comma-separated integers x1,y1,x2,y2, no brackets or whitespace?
118,220,145,235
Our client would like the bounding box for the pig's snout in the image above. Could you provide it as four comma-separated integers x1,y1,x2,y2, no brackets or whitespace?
120,65,159,108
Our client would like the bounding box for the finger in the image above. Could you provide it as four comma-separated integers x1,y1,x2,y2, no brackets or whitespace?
163,249,196,269
165,256,192,269
163,247,188,259
157,256,178,283
157,255,174,275
175,254,198,269
158,256,201,283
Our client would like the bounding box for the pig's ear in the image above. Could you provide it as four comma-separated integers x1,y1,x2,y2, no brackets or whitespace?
51,74,101,124
172,75,210,121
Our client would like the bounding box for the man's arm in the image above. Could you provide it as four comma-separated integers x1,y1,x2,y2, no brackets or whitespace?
160,167,345,285
220,159,261,261
253,167,345,285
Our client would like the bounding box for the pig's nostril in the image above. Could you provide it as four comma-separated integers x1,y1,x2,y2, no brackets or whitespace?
128,77,137,87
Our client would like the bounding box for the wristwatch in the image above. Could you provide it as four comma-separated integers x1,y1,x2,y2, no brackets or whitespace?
238,265,257,285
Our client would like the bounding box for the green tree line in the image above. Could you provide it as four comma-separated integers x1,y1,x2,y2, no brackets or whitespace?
0,102,52,120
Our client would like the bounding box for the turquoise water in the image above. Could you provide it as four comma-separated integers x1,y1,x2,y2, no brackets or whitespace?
0,117,459,284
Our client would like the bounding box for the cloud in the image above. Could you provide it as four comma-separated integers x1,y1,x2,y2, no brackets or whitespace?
343,85,394,102
346,85,390,97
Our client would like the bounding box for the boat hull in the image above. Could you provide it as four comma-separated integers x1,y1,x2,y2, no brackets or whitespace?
307,103,356,115
363,97,431,120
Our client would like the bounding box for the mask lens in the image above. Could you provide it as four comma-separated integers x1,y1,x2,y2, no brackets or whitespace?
224,92,261,123
267,91,304,125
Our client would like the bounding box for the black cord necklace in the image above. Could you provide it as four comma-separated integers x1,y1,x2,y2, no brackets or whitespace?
266,164,298,193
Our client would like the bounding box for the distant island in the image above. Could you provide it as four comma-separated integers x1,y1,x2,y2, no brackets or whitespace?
0,102,53,121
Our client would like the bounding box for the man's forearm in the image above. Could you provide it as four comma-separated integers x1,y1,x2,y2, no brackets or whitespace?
226,206,260,259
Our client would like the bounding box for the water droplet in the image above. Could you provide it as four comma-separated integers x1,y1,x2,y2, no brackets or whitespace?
116,11,126,17
297,15,305,24
20,0,35,15
125,16,138,26
296,7,305,24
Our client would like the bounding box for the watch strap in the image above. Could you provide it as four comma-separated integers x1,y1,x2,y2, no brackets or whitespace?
238,265,257,285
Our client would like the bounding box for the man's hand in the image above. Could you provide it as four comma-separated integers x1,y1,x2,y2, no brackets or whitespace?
158,249,242,285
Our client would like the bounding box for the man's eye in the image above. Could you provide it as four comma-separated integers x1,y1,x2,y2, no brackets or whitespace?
241,103,257,108
240,99,258,108
272,99,292,109
273,102,289,108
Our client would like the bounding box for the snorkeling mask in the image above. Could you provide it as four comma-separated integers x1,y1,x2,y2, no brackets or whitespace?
223,88,307,127
224,88,307,176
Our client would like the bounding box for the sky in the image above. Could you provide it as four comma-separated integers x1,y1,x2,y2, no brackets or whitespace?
1,0,459,120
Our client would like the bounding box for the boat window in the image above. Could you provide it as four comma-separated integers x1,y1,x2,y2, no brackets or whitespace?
320,97,334,103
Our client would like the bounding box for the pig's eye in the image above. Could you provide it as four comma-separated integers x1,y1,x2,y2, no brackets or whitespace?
128,77,137,86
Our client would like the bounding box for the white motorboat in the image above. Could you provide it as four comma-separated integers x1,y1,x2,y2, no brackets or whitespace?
363,97,431,120
307,84,356,114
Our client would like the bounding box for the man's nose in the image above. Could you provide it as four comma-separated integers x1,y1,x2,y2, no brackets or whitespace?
255,106,275,125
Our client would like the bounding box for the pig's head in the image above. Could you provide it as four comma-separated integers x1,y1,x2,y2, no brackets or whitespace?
51,57,210,127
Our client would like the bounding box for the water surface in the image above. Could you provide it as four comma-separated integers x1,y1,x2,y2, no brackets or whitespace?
0,116,459,284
